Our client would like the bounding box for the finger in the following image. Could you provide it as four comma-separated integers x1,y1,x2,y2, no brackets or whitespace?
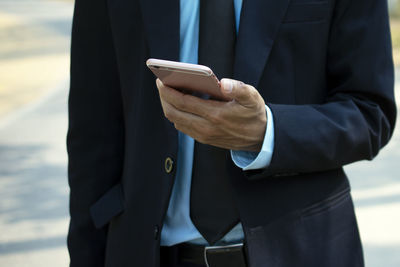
159,95,207,128
174,119,216,145
156,78,162,89
220,78,260,107
161,99,217,142
157,79,221,119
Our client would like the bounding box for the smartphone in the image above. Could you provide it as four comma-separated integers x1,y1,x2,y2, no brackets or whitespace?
146,58,231,101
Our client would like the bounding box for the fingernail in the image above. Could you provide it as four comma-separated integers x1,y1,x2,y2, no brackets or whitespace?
222,79,233,93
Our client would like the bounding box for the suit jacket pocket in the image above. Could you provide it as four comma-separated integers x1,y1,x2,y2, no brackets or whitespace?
283,1,329,23
90,183,125,229
300,188,350,218
244,188,362,267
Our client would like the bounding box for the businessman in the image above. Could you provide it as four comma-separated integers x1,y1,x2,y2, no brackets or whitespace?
67,0,396,266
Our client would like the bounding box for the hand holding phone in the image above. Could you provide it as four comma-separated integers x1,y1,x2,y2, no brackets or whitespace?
151,58,267,152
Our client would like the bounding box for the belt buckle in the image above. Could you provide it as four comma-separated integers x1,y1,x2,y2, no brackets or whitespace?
203,243,244,267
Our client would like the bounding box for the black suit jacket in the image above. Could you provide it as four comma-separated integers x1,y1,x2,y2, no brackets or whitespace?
67,0,396,266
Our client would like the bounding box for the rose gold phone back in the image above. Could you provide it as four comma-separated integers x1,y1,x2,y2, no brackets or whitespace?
149,67,230,101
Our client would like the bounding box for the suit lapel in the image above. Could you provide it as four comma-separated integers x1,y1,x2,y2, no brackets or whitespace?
234,0,290,87
106,0,179,61
139,0,180,60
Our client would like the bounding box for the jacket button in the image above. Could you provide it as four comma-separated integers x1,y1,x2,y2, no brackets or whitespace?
154,225,160,240
165,157,174,174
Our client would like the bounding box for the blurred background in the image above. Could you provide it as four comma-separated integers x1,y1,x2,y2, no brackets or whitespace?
0,0,399,266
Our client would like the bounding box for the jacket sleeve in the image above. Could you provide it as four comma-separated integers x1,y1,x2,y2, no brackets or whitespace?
246,0,397,179
67,0,124,265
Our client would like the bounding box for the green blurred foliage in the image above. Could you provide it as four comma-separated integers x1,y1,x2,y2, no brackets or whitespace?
390,0,400,18
391,22,400,50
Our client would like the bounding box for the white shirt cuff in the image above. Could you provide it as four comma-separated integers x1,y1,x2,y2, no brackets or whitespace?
230,105,275,170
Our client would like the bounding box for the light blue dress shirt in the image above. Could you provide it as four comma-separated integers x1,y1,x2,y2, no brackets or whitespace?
160,0,275,246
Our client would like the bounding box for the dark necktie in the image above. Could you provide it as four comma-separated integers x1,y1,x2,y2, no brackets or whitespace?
190,0,239,245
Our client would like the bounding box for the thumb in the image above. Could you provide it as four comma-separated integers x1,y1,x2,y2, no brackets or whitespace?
220,78,258,106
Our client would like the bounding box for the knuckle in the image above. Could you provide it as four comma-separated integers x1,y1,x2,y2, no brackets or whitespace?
164,108,177,122
198,123,208,134
241,82,251,92
236,80,245,89
186,120,196,132
178,94,191,111
164,109,172,120
207,110,221,124
174,101,184,111
200,125,216,143
191,123,202,136
249,87,259,98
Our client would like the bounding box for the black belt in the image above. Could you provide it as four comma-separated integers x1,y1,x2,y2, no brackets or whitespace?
160,242,248,267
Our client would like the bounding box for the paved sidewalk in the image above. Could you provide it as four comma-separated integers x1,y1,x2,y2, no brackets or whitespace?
0,81,69,266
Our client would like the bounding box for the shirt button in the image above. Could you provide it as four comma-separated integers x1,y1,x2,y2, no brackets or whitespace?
164,157,174,174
